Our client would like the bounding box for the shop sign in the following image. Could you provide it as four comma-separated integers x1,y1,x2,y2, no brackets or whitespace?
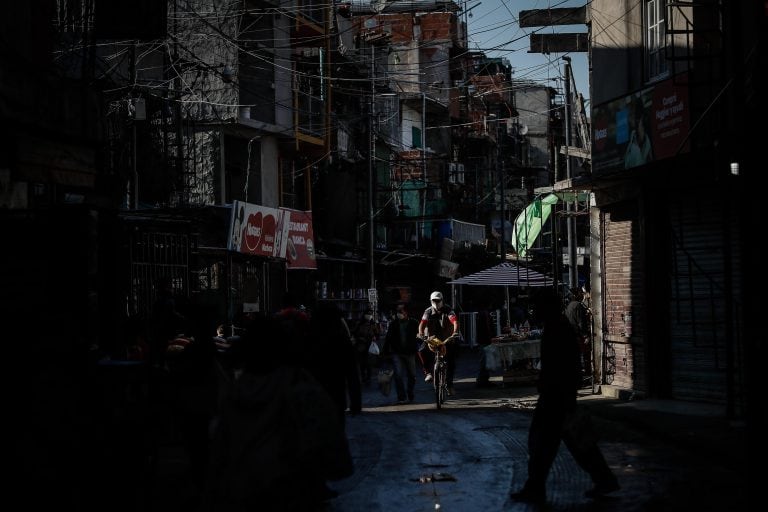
283,208,317,270
228,201,317,269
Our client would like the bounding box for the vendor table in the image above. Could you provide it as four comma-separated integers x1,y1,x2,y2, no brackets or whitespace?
487,339,541,384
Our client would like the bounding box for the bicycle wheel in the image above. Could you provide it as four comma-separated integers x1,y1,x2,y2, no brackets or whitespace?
438,360,447,405
434,357,443,409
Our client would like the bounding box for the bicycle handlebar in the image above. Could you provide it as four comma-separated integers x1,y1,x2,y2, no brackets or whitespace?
424,333,461,351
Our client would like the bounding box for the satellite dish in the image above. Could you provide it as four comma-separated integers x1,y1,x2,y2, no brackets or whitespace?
519,124,529,136
371,0,388,13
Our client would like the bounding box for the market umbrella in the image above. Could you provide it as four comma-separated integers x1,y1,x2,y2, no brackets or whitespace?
447,262,552,288
448,262,553,327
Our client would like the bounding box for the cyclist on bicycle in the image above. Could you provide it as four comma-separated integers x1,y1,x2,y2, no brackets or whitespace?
417,291,460,395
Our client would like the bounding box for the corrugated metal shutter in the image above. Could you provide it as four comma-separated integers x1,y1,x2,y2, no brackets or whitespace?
601,200,647,394
669,193,743,407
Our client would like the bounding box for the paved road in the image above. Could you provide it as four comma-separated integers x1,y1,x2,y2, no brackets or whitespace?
324,349,747,511
143,347,747,511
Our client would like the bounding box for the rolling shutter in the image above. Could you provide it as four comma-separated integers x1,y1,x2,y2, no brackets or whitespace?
668,193,743,407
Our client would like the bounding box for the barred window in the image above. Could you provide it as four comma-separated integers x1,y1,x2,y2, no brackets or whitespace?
645,0,669,81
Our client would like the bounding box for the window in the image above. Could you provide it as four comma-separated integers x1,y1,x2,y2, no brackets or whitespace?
645,0,669,81
299,0,324,26
412,126,422,148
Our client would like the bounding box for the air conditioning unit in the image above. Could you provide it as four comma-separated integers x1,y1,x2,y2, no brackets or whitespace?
456,163,465,184
448,163,457,183
448,163,465,184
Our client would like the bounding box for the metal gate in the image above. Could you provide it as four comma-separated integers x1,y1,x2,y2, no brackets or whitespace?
669,193,744,409
127,230,191,320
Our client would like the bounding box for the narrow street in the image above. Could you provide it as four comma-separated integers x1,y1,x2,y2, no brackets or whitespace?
144,346,746,512
324,348,747,511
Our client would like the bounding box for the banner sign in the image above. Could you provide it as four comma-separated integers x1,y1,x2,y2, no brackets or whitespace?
592,73,690,173
283,208,317,269
228,201,316,269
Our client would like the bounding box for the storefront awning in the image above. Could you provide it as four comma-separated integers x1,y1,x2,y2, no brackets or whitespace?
511,192,589,258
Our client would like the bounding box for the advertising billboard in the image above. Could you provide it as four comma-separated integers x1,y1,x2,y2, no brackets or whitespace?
592,74,690,173
228,201,317,270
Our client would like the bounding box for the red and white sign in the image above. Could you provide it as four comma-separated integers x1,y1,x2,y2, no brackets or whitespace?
282,208,317,270
228,201,316,269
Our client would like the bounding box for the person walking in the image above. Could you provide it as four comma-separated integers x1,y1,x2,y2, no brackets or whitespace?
474,299,496,388
308,301,362,418
351,307,379,386
565,286,592,379
382,303,420,404
510,291,619,504
274,291,311,366
417,291,460,396
148,276,186,367
206,312,350,510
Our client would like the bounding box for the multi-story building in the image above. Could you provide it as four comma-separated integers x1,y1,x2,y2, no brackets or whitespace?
576,1,760,421
1,1,333,347
334,0,487,309
1,0,582,341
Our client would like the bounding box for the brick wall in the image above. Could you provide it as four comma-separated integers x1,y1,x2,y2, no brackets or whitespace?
603,200,647,393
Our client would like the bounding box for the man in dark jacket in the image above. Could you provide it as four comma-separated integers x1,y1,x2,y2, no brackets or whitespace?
565,286,592,378
383,303,420,404
510,291,619,504
308,302,362,417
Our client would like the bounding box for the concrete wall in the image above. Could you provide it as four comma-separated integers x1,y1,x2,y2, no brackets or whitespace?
590,0,644,105
260,136,280,208
514,86,552,170
175,0,240,205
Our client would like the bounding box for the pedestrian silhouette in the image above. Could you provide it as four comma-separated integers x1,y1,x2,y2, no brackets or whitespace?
474,298,496,387
565,286,592,379
274,291,311,366
205,311,350,510
308,301,362,420
382,303,420,403
511,290,619,504
148,276,186,367
351,307,379,386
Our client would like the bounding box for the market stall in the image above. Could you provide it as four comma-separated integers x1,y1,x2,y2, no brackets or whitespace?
448,262,552,326
448,262,553,384
486,332,542,384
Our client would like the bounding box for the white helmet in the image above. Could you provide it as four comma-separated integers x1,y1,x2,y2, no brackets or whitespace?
430,291,443,301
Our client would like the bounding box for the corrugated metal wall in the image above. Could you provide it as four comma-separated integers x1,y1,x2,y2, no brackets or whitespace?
669,193,744,409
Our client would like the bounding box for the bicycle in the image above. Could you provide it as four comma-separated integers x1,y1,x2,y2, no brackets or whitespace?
424,333,460,409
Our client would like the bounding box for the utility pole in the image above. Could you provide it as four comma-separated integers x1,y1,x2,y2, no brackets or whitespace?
130,42,138,209
419,90,426,251
368,45,376,303
498,122,505,261
563,56,578,290
520,6,588,292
